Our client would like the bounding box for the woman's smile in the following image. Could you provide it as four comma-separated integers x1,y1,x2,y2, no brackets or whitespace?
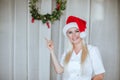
72,36,79,41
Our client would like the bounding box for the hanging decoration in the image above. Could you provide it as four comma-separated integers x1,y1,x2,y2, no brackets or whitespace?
29,0,67,28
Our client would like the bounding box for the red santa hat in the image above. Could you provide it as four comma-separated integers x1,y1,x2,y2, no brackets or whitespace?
63,16,87,38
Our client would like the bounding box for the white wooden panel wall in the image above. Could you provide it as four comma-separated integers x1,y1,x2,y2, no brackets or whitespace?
90,0,120,80
14,0,28,80
39,0,51,80
0,0,51,80
0,0,13,80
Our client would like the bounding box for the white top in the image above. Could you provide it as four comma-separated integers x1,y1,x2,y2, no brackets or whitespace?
60,45,105,80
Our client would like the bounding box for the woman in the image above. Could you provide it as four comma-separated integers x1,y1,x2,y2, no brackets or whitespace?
46,16,105,80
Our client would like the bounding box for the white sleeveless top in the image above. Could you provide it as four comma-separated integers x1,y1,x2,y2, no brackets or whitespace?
60,45,105,80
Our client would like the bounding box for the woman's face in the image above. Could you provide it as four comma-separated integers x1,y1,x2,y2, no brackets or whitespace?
66,27,82,44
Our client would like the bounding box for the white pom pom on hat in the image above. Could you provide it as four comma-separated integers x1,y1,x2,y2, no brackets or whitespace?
63,16,87,38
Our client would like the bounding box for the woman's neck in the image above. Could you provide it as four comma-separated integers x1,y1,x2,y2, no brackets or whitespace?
73,40,82,54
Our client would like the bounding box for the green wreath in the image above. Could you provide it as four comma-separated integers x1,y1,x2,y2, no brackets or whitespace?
29,0,67,26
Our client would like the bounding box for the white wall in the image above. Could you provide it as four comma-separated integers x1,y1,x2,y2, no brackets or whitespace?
0,0,51,80
0,0,13,80
0,0,120,80
90,0,120,80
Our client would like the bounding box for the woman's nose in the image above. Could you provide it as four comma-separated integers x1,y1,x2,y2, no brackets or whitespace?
72,32,76,37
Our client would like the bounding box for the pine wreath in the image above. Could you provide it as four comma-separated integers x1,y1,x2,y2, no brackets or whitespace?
29,0,67,28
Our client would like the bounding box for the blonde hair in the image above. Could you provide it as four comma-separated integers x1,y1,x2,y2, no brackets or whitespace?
64,40,88,64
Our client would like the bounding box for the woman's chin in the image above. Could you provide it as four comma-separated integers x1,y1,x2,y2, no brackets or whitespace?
72,40,79,44
72,39,82,44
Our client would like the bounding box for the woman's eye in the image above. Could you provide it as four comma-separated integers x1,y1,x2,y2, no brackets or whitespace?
75,30,79,32
68,31,72,34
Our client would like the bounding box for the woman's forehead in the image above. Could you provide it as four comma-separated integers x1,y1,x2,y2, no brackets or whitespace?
67,27,79,31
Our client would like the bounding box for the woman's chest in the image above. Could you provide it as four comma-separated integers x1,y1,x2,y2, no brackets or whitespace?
66,54,93,75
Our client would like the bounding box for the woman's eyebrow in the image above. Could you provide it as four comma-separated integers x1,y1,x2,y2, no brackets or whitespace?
75,29,79,31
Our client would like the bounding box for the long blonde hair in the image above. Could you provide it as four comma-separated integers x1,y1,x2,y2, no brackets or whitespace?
64,40,88,64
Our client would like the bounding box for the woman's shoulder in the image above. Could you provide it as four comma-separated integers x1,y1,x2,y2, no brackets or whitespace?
87,44,98,50
87,44,100,55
